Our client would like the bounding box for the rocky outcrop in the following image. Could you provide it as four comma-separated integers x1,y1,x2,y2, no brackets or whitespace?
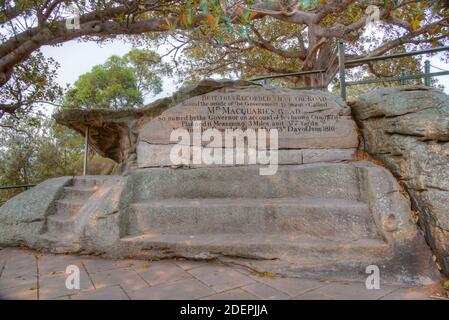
0,162,440,284
349,86,449,276
54,80,256,169
0,177,71,247
2,82,442,284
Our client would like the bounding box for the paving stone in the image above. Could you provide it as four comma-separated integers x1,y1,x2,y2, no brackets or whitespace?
71,285,129,300
0,259,5,277
39,268,94,300
315,282,398,300
241,283,290,300
50,295,71,300
38,254,85,275
249,276,323,297
133,261,192,286
188,264,255,293
82,257,139,273
0,283,38,300
174,259,206,271
0,254,37,290
291,291,333,300
90,267,148,292
2,251,36,273
201,288,259,300
0,248,32,261
128,278,214,300
380,287,446,300
0,273,37,290
0,248,443,300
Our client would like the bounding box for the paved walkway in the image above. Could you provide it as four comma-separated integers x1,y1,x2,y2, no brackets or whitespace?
0,247,447,300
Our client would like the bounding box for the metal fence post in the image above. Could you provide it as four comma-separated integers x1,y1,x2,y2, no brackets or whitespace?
424,60,431,86
83,126,89,176
338,41,346,100
400,67,408,85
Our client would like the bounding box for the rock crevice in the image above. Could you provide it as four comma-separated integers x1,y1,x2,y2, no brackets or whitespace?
350,86,449,275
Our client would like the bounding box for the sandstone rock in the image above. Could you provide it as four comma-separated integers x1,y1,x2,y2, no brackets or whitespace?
350,86,449,275
119,161,438,284
139,86,358,149
0,177,71,247
302,148,355,164
0,161,439,283
54,80,256,164
136,141,355,167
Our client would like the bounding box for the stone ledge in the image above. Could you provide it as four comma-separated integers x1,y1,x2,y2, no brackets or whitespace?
137,142,356,168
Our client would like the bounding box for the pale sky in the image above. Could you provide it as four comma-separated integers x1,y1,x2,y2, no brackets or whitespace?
40,38,449,114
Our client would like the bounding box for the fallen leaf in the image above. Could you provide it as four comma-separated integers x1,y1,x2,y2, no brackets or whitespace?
443,280,449,290
256,272,275,279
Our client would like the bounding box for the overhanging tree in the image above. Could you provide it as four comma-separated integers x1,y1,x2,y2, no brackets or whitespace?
1,1,448,118
160,0,449,87
63,48,169,109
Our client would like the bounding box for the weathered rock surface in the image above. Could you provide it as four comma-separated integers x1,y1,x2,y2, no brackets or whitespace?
2,83,441,284
119,162,439,284
54,80,256,167
137,85,358,168
0,177,71,246
136,142,356,167
1,161,439,284
139,86,358,148
349,86,449,275
55,80,359,171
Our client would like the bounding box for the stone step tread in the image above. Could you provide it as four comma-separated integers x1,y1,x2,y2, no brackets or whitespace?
56,199,85,206
128,197,377,239
121,233,387,248
71,175,116,187
64,186,97,192
132,197,368,208
47,214,76,223
73,175,113,180
39,232,76,242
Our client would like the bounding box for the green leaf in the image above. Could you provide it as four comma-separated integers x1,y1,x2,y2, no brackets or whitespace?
443,280,449,290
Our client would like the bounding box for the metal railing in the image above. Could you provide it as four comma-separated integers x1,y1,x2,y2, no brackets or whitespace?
250,45,449,100
0,184,36,190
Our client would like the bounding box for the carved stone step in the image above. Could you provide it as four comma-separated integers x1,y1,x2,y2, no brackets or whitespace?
55,200,84,217
62,186,97,201
36,232,80,253
128,198,379,239
72,175,114,187
130,164,362,201
120,234,391,262
47,215,75,234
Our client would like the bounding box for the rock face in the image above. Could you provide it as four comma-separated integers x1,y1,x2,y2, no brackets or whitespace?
349,86,449,276
139,87,358,148
54,80,257,169
0,162,439,284
55,80,359,171
137,85,358,168
0,82,441,284
0,177,71,246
